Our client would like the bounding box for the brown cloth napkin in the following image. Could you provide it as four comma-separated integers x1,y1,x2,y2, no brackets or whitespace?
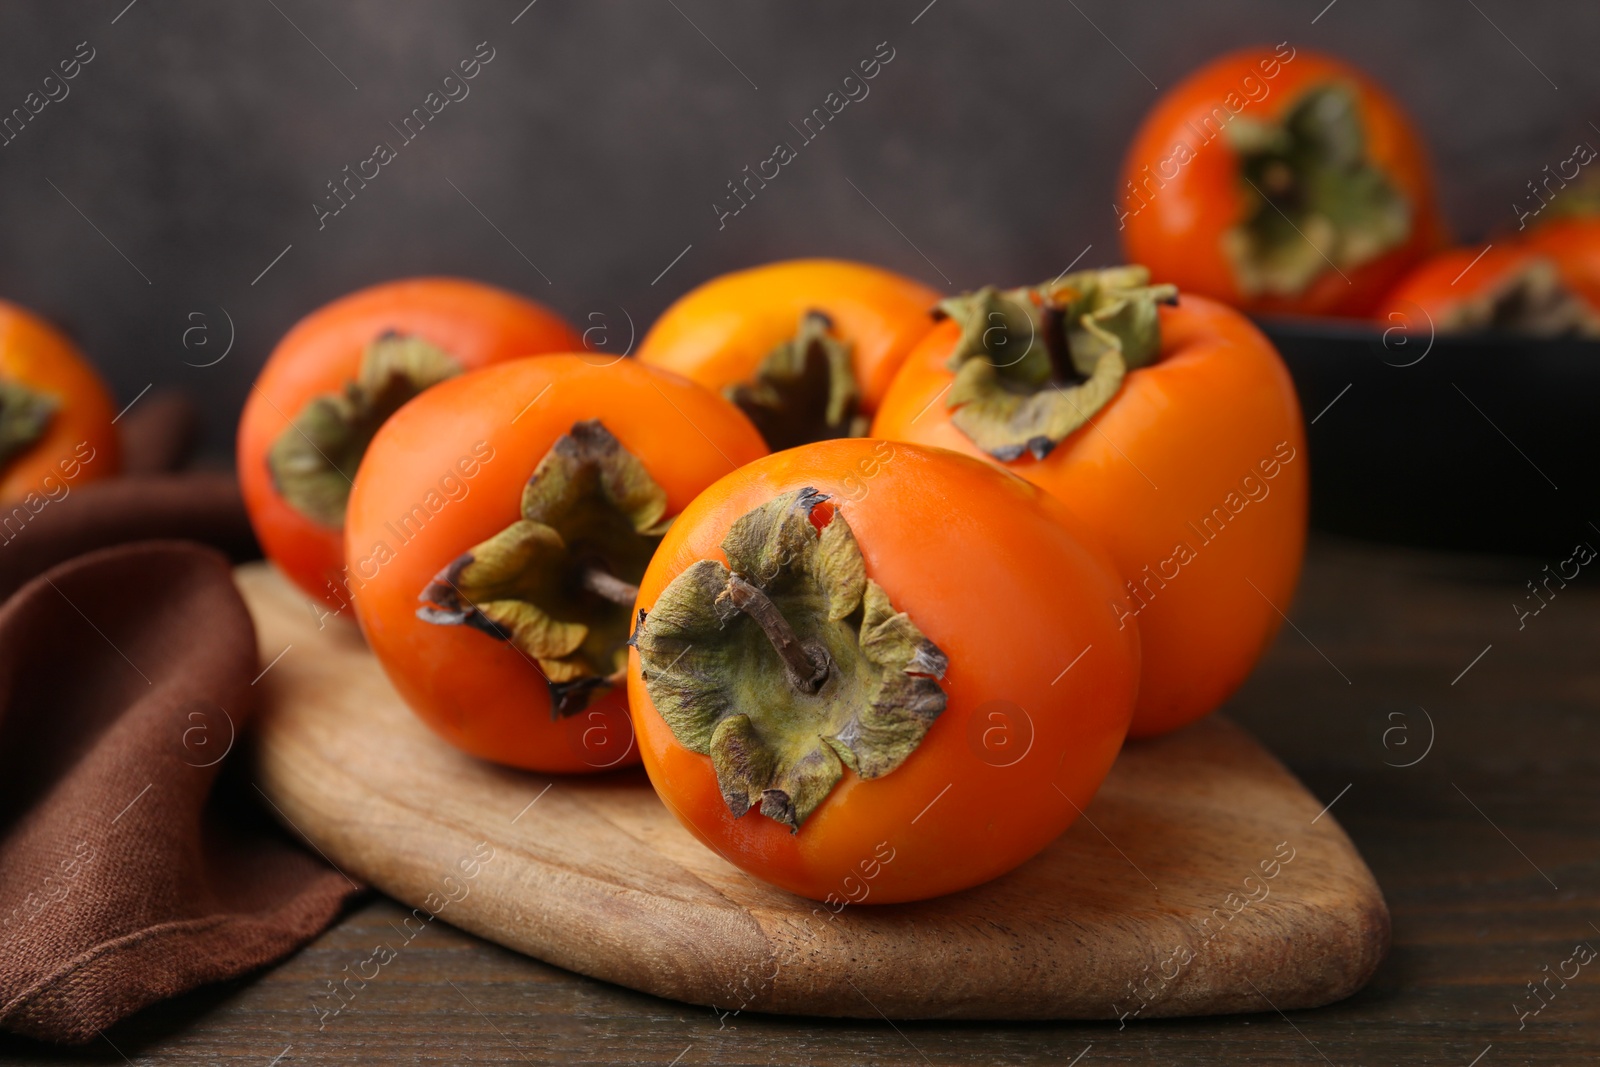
0,394,362,1043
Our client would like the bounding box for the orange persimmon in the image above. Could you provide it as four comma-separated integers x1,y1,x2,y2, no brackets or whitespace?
239,277,580,607
1380,241,1600,336
346,355,767,773
1120,45,1445,317
637,259,940,450
1525,217,1600,309
629,439,1139,903
0,301,118,507
873,266,1307,739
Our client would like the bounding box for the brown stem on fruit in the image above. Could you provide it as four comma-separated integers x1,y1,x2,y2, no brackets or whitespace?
1039,304,1080,387
417,419,673,718
581,566,641,606
724,573,829,694
724,311,867,451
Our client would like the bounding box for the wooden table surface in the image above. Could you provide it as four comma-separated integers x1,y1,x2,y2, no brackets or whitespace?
4,534,1597,1065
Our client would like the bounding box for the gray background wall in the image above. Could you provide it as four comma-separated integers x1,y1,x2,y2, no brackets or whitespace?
1,1,1593,457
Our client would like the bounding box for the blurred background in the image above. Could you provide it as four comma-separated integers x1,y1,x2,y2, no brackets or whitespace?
1,0,1596,465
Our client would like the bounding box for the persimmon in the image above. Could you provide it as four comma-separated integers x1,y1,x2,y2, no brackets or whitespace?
628,439,1139,903
0,300,118,507
1522,218,1600,323
239,277,580,607
1120,44,1445,317
346,355,767,772
872,265,1307,739
636,259,940,450
1380,242,1600,337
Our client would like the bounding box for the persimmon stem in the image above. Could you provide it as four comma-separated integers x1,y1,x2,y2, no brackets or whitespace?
725,574,829,694
581,567,640,606
1039,305,1079,386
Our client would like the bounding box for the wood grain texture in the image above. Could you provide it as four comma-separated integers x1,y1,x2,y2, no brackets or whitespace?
2,537,1595,1065
236,561,1387,1022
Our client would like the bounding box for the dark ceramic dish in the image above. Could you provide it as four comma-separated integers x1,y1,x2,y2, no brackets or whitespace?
1258,316,1598,555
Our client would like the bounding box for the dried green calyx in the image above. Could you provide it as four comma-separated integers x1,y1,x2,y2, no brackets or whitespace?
1446,257,1600,337
632,488,947,832
725,310,867,452
0,380,58,471
418,420,669,716
268,333,462,526
1224,84,1411,297
940,265,1177,462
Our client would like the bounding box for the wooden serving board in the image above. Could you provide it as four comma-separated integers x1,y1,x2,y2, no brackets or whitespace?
240,563,1388,1021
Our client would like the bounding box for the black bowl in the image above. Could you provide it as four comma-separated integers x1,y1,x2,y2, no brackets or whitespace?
1258,316,1599,556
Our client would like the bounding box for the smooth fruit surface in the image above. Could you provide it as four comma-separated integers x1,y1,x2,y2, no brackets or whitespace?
874,293,1306,738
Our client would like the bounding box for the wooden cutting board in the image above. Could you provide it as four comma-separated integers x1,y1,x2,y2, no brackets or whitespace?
239,562,1388,1021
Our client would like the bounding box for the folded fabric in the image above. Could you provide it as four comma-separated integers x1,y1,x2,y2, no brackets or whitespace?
0,471,258,604
0,394,363,1043
0,543,362,1042
118,390,201,477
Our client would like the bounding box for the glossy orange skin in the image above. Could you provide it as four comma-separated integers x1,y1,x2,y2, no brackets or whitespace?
1522,218,1600,310
627,440,1140,903
636,259,942,418
347,355,768,773
1120,46,1446,317
0,301,119,504
1380,244,1553,325
873,294,1307,739
239,278,581,607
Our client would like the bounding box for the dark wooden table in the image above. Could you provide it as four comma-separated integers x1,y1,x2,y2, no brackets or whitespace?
4,534,1597,1065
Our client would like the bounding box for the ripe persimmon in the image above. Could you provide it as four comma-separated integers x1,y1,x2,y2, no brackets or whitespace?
873,266,1307,739
637,259,940,450
1525,218,1600,318
1120,45,1445,317
238,277,580,607
1380,241,1600,337
0,300,118,507
346,355,767,772
628,439,1139,902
